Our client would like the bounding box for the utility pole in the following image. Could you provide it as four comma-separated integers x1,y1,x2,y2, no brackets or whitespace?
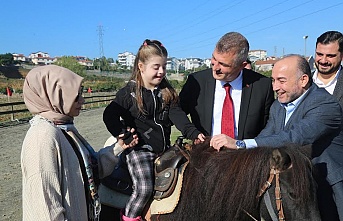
97,24,105,71
97,24,105,58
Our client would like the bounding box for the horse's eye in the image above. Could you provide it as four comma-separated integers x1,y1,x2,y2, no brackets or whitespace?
287,191,296,201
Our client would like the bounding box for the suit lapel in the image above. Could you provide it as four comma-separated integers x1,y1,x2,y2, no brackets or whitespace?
285,84,316,128
333,67,343,105
238,70,252,138
205,70,216,134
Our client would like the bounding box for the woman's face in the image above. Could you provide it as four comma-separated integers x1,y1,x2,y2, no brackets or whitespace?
68,86,84,117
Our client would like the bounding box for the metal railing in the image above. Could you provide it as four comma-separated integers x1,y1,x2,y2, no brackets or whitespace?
0,94,115,124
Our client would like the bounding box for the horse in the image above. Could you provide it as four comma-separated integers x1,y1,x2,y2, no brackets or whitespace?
149,139,321,221
99,138,321,221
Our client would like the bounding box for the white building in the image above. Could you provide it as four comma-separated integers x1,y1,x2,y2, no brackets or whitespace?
254,58,278,72
12,53,27,62
248,50,267,61
29,51,56,65
184,58,202,70
167,57,179,72
203,58,211,68
75,56,94,68
118,52,135,69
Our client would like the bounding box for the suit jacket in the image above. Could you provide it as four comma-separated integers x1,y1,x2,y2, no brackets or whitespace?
256,84,343,185
332,66,343,108
179,68,274,139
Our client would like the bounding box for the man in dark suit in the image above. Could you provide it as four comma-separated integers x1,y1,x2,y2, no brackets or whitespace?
312,30,343,221
212,54,343,221
179,32,274,144
313,31,343,107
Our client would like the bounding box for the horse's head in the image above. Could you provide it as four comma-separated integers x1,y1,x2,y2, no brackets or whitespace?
259,145,321,221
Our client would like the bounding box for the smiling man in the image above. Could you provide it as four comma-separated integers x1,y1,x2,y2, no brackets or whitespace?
179,32,274,148
212,54,343,221
313,31,343,108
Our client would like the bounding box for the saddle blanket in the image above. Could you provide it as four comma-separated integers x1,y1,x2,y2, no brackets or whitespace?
150,161,188,214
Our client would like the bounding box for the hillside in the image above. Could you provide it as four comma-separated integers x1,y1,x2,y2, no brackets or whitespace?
0,66,29,79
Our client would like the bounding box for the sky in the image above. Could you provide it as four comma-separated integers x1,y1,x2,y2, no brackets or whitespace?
2,0,343,60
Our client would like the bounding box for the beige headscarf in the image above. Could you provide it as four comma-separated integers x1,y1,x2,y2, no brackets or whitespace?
23,65,83,123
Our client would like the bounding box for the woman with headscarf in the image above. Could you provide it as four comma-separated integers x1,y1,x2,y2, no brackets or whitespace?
21,65,138,221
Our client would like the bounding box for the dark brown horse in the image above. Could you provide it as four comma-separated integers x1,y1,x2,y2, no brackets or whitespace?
150,139,321,221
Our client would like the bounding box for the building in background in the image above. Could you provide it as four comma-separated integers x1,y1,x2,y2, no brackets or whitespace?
167,57,179,72
248,50,267,61
29,51,56,65
117,51,135,69
254,58,278,72
75,56,94,68
12,53,27,62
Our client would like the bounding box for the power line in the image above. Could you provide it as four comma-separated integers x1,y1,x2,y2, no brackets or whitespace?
160,0,247,40
235,0,314,31
164,0,293,44
171,1,342,55
246,2,343,35
169,0,315,50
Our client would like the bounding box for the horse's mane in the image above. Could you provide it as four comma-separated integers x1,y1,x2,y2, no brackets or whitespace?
166,139,314,221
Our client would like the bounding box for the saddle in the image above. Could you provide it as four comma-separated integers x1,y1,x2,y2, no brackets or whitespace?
100,136,189,206
154,136,189,200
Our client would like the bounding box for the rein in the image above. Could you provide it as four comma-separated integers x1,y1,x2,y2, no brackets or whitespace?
256,167,285,221
243,167,285,221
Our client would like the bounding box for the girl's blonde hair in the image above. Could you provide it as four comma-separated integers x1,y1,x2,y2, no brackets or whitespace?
130,39,179,114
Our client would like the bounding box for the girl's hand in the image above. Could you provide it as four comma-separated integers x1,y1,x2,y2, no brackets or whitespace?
194,133,205,145
117,128,138,149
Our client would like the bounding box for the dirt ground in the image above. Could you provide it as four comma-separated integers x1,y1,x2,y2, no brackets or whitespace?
0,107,112,220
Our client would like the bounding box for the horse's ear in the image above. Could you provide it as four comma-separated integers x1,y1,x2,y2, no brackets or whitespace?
270,148,292,171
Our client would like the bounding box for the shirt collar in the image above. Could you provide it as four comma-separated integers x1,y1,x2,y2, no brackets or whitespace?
313,66,342,86
220,70,243,90
280,89,309,108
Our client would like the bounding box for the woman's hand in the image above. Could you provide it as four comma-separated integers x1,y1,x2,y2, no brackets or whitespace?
194,133,205,145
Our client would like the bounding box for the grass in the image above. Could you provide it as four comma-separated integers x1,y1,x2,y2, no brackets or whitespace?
170,126,183,144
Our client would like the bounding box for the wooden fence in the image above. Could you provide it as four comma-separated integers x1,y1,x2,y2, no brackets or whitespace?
0,94,115,124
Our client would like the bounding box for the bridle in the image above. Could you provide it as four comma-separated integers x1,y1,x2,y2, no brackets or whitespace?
243,167,285,221
257,167,285,221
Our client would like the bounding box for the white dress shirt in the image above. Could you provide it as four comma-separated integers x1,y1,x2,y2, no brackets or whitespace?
313,66,341,95
212,71,243,137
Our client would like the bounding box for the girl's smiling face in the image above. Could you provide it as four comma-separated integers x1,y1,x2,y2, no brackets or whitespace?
139,55,167,90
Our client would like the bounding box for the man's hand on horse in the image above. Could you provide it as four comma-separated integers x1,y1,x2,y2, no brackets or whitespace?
210,134,237,151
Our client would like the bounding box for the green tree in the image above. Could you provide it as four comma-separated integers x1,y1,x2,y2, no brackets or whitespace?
55,56,86,76
0,53,14,66
260,70,272,78
194,64,208,72
107,57,114,64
